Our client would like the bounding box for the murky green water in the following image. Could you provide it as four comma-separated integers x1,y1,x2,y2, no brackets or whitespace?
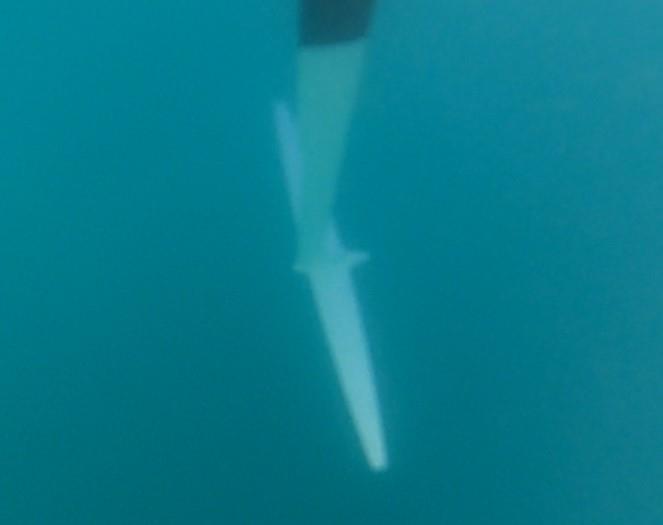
1,1,662,523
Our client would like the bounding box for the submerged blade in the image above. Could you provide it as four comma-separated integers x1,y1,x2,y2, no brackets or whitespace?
274,102,388,471
296,39,366,264
307,258,388,471
274,101,304,221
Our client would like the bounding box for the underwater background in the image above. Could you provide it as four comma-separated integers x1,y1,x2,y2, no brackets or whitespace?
1,0,662,523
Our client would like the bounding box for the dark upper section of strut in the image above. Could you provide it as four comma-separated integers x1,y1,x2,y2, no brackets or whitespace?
300,0,376,46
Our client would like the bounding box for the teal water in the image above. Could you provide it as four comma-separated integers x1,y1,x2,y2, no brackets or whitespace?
2,1,662,523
